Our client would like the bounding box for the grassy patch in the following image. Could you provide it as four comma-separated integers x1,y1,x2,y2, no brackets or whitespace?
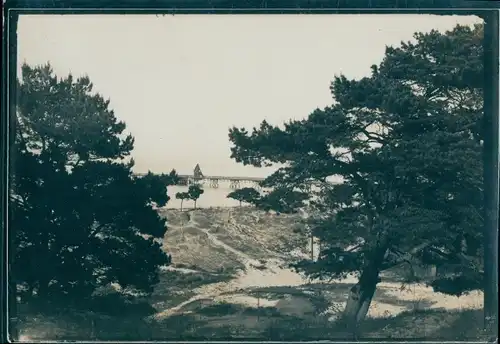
197,302,244,316
156,305,490,341
17,299,489,341
359,308,489,340
17,296,157,341
151,314,209,339
167,270,233,288
150,270,234,311
242,306,281,317
258,308,491,341
195,303,282,318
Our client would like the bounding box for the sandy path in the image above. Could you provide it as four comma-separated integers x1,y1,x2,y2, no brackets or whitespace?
155,214,264,319
193,224,262,268
156,214,326,319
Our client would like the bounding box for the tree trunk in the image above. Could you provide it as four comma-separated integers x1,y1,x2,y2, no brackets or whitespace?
180,200,183,211
343,271,378,323
239,201,242,207
194,200,197,209
342,245,387,336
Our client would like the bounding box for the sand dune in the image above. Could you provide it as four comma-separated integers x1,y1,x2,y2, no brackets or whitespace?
156,207,483,321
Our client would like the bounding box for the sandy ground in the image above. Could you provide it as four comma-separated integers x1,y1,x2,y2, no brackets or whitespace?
155,208,483,320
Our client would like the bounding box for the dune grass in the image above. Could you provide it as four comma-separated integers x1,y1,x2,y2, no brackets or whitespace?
150,269,234,310
17,301,491,341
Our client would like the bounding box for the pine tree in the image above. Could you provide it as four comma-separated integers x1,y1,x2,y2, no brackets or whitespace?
228,24,484,326
176,192,190,211
227,187,261,207
12,63,172,305
188,184,204,209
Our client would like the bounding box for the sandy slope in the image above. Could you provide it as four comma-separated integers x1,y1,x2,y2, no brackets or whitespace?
155,208,483,321
15,207,484,342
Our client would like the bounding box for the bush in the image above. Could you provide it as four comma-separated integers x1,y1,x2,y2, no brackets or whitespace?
88,292,156,317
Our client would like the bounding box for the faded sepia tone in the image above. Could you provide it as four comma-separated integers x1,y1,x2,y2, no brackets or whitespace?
12,14,491,341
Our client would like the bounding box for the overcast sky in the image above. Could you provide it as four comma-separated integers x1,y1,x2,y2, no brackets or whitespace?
17,14,482,177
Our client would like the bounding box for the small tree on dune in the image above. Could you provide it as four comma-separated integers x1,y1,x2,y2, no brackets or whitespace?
176,192,190,211
188,184,204,209
227,187,261,207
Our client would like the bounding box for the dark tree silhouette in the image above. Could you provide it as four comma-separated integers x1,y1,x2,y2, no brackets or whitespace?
228,24,484,325
227,187,261,207
176,192,190,211
11,63,172,305
188,184,204,209
257,188,308,214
